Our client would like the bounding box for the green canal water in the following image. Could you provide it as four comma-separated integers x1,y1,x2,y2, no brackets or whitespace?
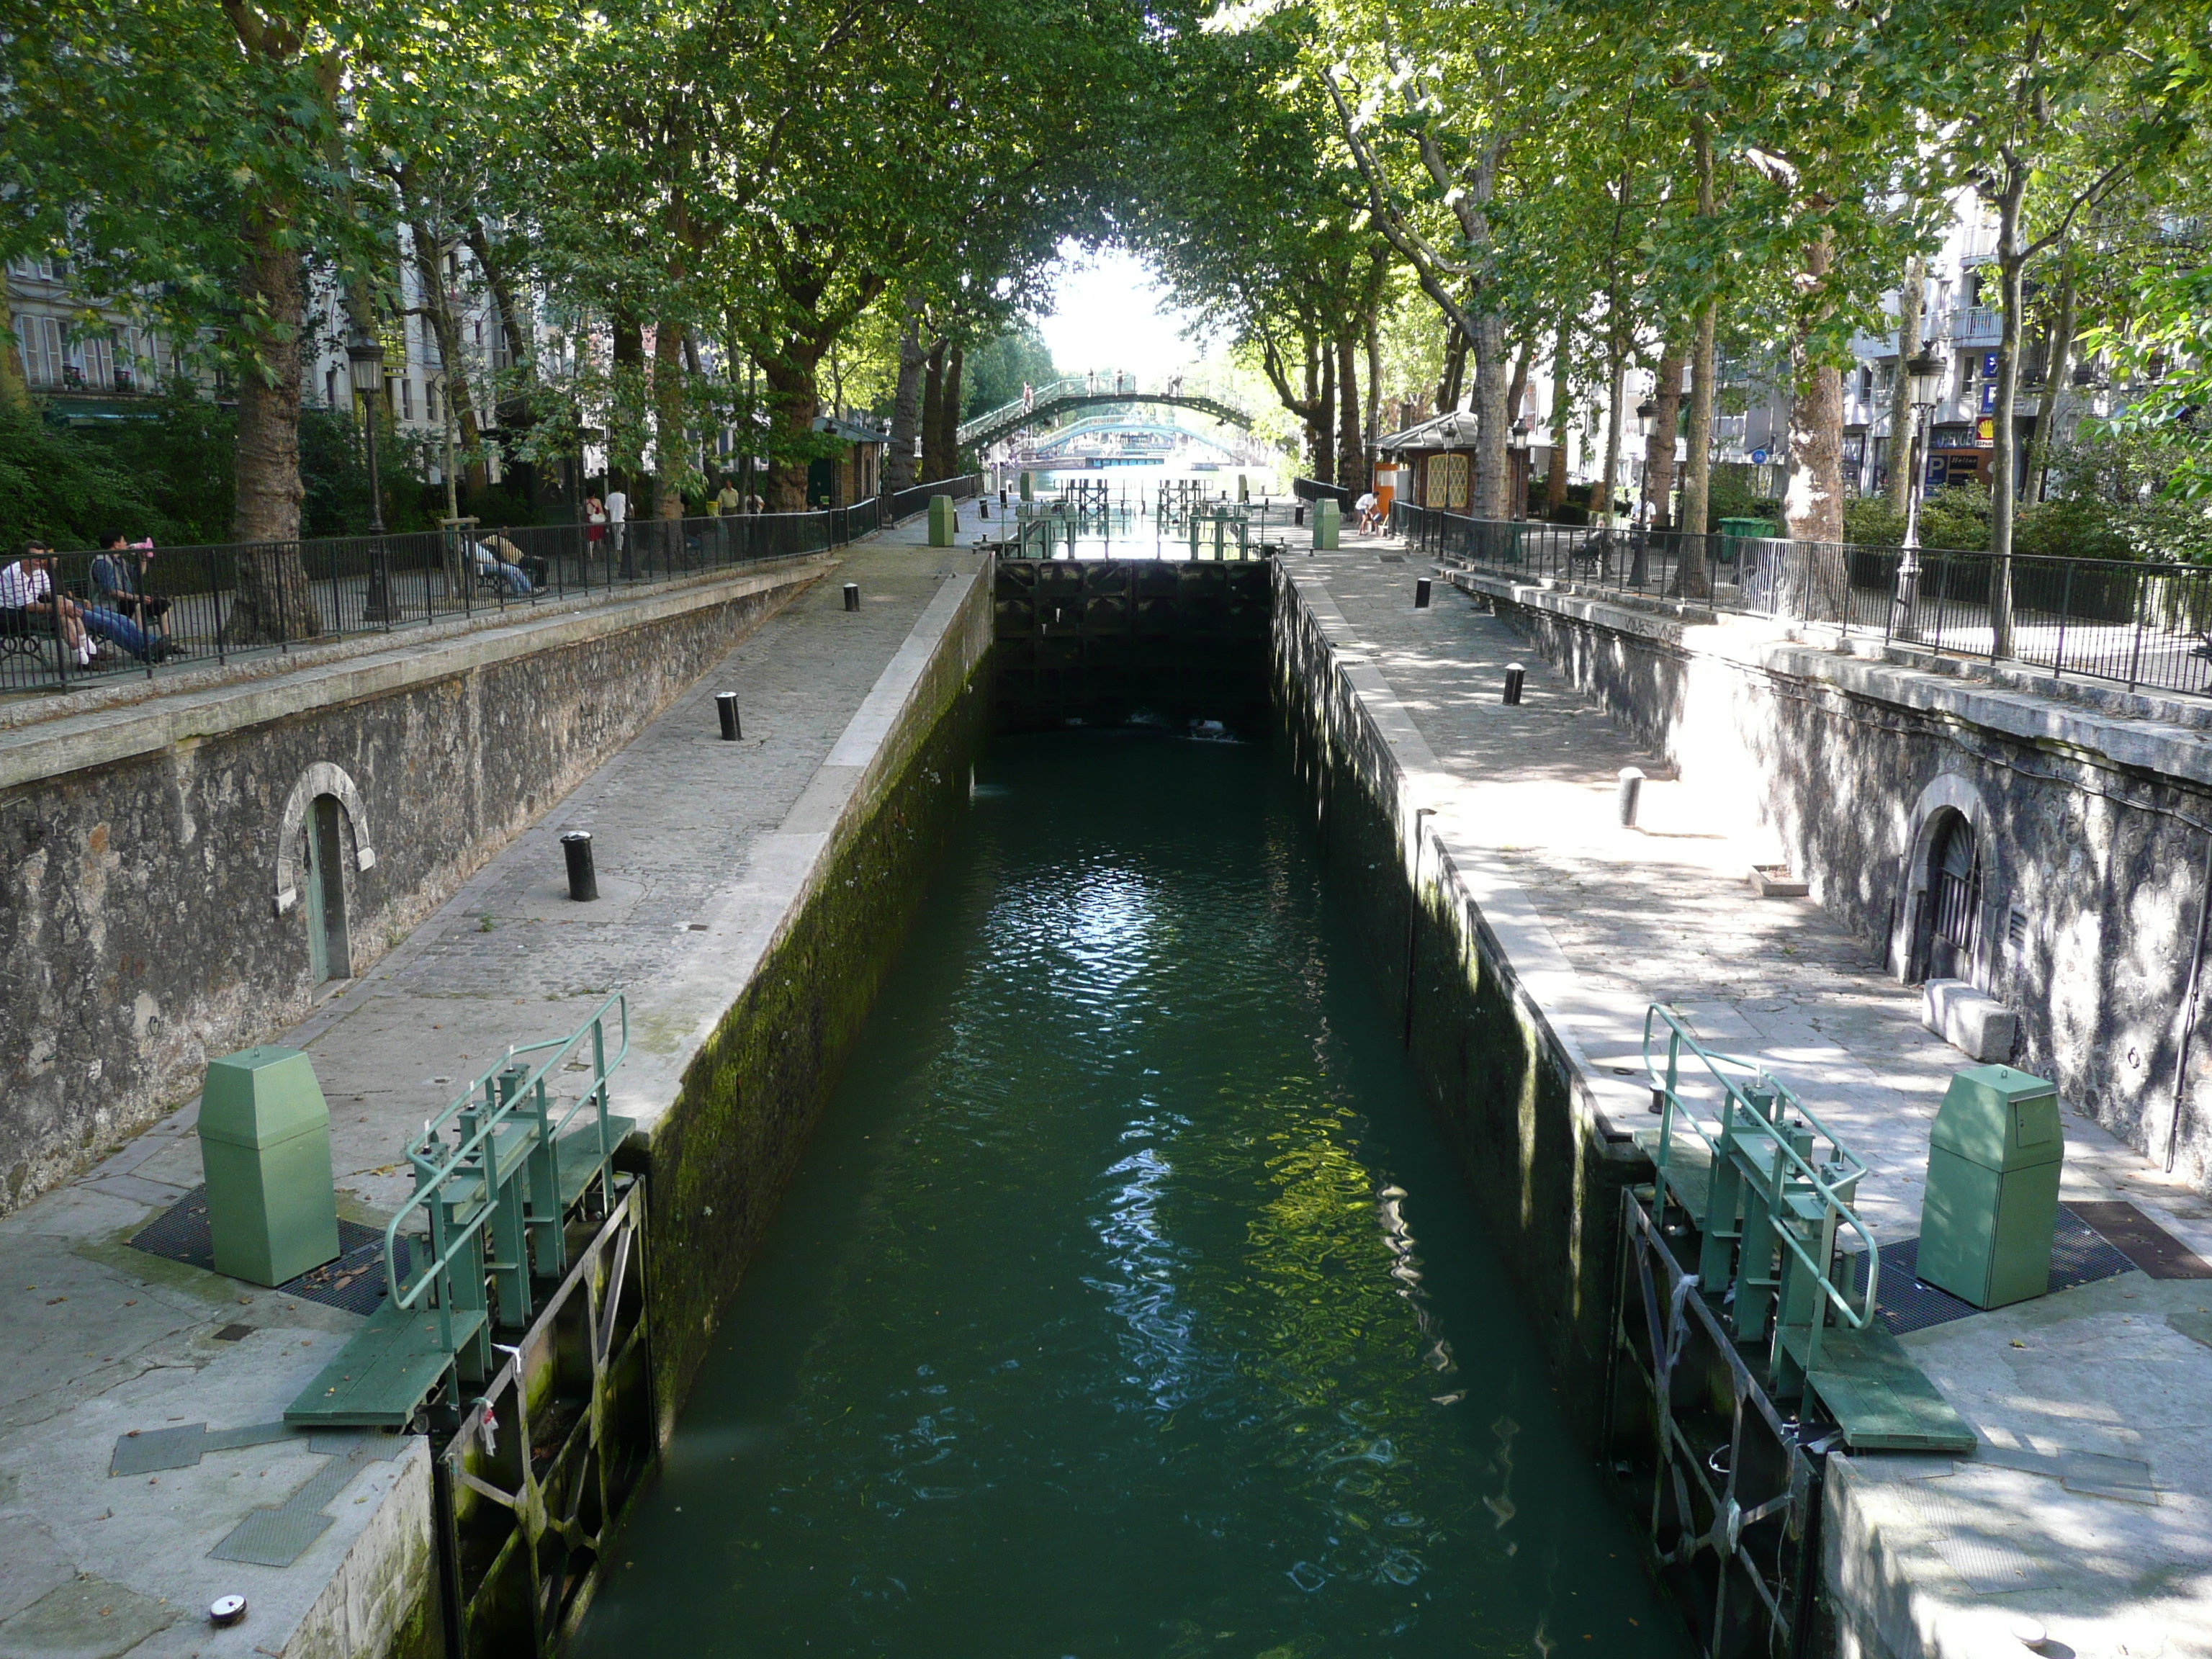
574,730,1681,1658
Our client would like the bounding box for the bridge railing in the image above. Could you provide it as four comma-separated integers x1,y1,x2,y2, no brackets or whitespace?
958,374,1138,447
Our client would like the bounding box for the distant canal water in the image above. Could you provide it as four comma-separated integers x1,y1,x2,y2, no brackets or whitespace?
573,730,1682,1658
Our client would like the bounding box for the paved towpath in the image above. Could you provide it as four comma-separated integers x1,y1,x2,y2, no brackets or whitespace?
1292,536,2212,1659
0,500,992,1659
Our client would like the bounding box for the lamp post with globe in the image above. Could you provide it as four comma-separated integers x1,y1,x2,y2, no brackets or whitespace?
1890,345,1946,637
346,325,393,624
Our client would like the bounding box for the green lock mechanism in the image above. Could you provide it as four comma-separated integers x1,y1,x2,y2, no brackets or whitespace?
1916,1064,2063,1310
198,1045,341,1286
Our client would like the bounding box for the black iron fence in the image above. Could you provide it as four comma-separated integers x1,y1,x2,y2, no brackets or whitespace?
0,501,890,695
887,472,983,525
1390,503,2212,699
1293,476,1354,508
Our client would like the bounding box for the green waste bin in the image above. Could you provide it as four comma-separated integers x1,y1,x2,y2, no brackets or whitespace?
928,495,956,547
1916,1064,2063,1310
198,1045,341,1287
1717,516,1778,540
1018,472,1035,502
1312,497,1341,551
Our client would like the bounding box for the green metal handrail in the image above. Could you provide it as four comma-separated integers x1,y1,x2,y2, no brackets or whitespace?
1641,1003,1880,1367
382,992,630,1349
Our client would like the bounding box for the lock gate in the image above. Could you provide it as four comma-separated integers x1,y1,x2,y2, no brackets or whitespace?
1607,1006,1974,1657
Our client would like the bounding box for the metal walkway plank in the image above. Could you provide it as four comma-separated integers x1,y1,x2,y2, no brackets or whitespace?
1790,1323,1977,1452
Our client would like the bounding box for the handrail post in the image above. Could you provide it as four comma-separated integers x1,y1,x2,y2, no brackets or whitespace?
2125,566,2150,692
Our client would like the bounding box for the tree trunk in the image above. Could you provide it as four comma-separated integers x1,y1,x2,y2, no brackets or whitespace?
2025,256,2077,504
229,220,316,642
1438,325,1467,413
0,282,28,413
610,312,646,499
1644,346,1683,530
920,338,948,482
1472,310,1509,518
408,218,483,487
1678,115,1717,579
1989,164,2030,660
762,352,819,511
653,319,686,518
1599,324,1624,533
1887,256,1923,518
1308,338,1336,485
1336,333,1363,492
1364,306,1383,467
465,222,531,383
886,312,927,495
1780,237,1848,621
1783,237,1847,541
944,341,965,477
1547,312,1572,515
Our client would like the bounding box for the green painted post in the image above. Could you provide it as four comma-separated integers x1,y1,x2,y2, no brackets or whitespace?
198,1046,341,1285
1313,498,1340,550
928,495,956,547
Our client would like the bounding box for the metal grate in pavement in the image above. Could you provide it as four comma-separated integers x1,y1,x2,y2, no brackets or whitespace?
1850,1205,2138,1336
127,1184,407,1316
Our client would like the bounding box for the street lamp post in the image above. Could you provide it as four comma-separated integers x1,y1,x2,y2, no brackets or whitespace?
347,326,392,624
1891,345,1946,638
1507,420,1530,521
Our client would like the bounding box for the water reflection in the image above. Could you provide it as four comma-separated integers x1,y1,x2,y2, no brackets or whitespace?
571,732,1682,1658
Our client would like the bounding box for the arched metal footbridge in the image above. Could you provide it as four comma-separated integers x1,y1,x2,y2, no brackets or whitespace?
958,373,1254,452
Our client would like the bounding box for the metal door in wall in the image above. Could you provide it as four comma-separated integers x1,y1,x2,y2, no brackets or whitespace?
301,795,351,984
1928,813,1982,982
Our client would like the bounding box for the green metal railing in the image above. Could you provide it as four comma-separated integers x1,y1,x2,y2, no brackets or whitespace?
1642,1004,1878,1384
384,992,631,1356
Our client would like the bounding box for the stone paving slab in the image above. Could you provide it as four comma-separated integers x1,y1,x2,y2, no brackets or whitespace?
0,503,992,1659
1294,540,2212,1659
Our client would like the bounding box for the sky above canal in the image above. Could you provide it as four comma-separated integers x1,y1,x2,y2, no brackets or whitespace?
1039,240,1215,390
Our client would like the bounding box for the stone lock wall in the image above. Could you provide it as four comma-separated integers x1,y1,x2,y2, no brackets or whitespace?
0,562,825,1213
1468,575,2212,1188
1271,566,1651,1437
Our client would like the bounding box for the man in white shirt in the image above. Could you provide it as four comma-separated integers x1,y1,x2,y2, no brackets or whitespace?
0,541,92,664
1354,490,1382,534
603,485,628,551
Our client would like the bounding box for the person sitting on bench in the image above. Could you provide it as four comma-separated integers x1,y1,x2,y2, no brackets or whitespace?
472,537,536,595
91,534,173,635
1,541,168,664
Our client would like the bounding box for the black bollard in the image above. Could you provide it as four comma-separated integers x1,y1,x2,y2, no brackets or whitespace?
843,582,860,611
1503,662,1525,705
1295,503,1307,526
716,691,741,741
1414,576,1432,609
560,831,598,902
978,497,990,521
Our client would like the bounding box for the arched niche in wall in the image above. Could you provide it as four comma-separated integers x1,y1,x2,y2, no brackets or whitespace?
1891,771,2000,989
274,763,377,985
274,762,377,916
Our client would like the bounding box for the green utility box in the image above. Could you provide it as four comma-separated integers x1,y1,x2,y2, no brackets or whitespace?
1019,472,1035,502
1718,516,1778,540
1312,497,1340,550
199,1046,341,1287
1916,1064,2063,1310
927,495,956,547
